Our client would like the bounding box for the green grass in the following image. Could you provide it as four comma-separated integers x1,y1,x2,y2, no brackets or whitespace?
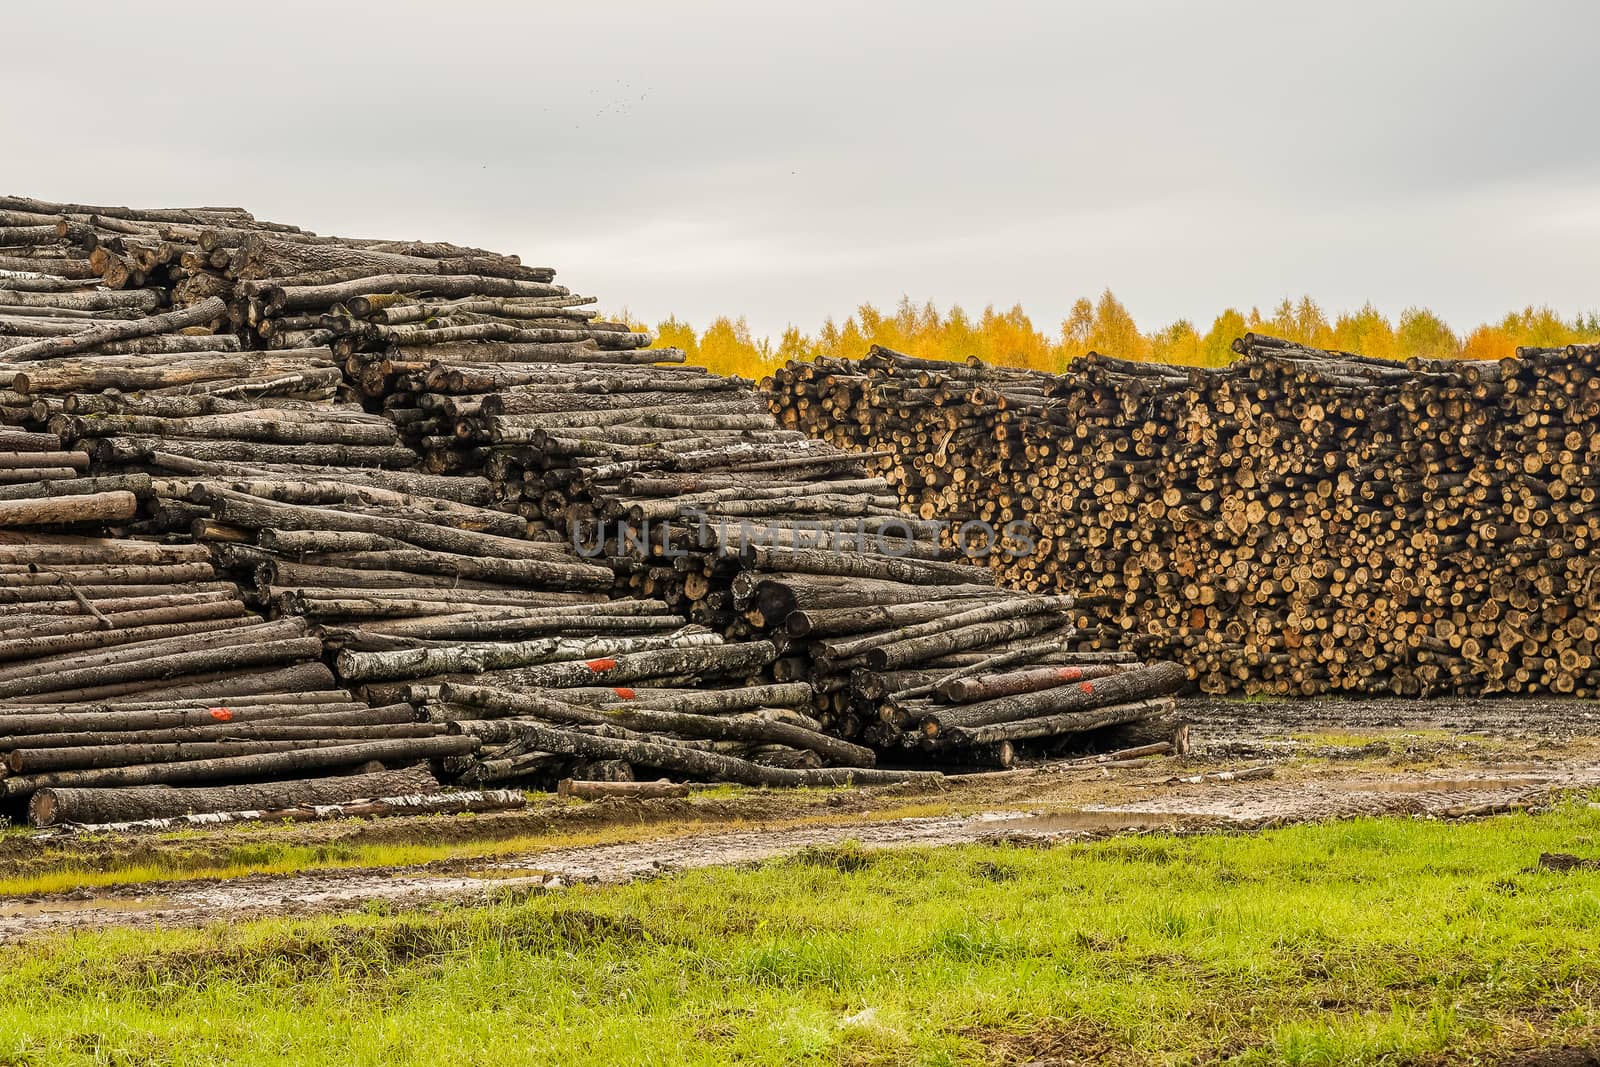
1,801,1599,1065
0,821,611,897
0,812,779,897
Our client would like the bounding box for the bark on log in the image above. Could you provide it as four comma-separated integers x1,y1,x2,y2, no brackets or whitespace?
7,737,409,775
0,298,226,361
0,735,476,796
438,683,872,767
0,721,439,757
942,697,1176,744
335,630,719,684
0,491,137,526
433,640,778,690
558,778,689,799
27,765,441,826
458,719,934,788
921,661,1189,736
937,663,1136,703
54,789,527,833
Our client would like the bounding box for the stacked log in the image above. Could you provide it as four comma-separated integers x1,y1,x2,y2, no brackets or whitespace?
0,193,1186,814
0,533,463,801
2,195,305,302
493,382,1184,767
767,339,1600,698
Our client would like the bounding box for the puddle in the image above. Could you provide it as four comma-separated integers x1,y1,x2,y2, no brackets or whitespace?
460,867,553,880
1,895,171,918
1000,810,1198,832
1353,777,1549,794
1,761,1596,941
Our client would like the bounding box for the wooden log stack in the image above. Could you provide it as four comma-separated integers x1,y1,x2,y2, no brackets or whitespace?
767,339,1600,698
0,533,453,805
0,193,1186,825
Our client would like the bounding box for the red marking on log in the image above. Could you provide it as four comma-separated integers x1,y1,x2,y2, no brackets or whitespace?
209,708,234,721
1057,667,1084,681
612,687,636,700
586,658,617,672
1077,682,1096,694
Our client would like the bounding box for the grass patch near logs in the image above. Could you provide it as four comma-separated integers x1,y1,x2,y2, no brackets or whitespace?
0,792,940,898
1,801,1598,1064
0,817,746,898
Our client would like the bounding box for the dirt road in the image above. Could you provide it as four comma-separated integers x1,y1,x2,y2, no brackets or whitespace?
2,740,1596,940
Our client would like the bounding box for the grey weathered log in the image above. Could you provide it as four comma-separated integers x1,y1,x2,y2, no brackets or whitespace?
439,683,872,767
101,435,415,469
558,778,689,799
739,545,989,587
200,488,605,575
862,614,1062,671
921,661,1189,736
0,619,308,685
937,663,1134,703
0,636,325,701
0,735,476,796
234,234,553,284
0,703,400,740
262,273,564,312
0,614,257,667
7,737,413,775
335,630,720,684
823,595,1073,661
56,789,527,833
434,640,778,690
941,698,1176,744
0,297,226,361
548,683,814,714
455,719,933,788
27,765,441,826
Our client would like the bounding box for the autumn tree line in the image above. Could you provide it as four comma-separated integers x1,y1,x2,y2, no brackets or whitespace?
628,293,1600,379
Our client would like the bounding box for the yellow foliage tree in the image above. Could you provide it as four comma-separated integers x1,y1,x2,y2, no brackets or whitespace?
1087,290,1152,361
1200,309,1248,367
1059,298,1096,361
631,297,1599,377
1331,303,1398,359
1396,307,1458,361
1149,319,1201,365
1460,324,1516,362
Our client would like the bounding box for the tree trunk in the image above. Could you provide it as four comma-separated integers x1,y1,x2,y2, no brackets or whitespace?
558,778,689,799
453,719,935,788
941,697,1176,744
0,491,137,526
0,735,476,796
27,765,441,826
921,661,1189,736
0,298,226,361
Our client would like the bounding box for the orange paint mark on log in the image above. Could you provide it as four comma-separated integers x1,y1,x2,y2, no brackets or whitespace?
612,687,636,700
1078,682,1096,694
586,658,617,672
1057,667,1084,681
209,708,234,721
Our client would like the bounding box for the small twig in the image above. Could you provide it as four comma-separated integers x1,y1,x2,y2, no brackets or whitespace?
64,582,113,630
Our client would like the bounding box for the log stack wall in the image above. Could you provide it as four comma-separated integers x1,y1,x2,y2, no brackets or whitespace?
766,340,1600,698
0,195,1182,825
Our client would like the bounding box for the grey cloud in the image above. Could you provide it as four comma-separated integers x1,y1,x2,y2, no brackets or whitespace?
4,0,1596,337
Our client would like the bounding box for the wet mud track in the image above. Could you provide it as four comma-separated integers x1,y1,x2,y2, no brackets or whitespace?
3,757,1596,941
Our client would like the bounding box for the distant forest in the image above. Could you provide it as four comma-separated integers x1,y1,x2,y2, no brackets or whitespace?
627,293,1600,378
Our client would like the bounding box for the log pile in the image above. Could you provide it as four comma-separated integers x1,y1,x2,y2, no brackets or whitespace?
500,390,1183,768
766,339,1600,697
0,194,1186,827
0,534,456,804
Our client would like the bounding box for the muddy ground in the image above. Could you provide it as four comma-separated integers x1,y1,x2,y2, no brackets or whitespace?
0,696,1596,940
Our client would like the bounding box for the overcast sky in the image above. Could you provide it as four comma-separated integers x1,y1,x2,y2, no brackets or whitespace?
6,1,1596,337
